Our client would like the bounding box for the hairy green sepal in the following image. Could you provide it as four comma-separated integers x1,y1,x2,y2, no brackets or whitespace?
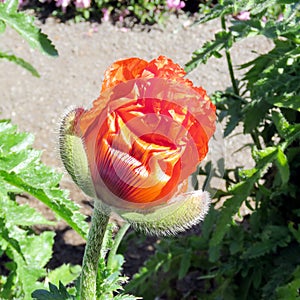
59,109,95,198
121,190,211,236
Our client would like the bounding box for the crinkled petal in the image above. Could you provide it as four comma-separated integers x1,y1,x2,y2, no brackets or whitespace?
101,57,148,92
74,78,215,211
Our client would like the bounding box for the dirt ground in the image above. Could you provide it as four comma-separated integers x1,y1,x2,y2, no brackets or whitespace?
0,13,273,276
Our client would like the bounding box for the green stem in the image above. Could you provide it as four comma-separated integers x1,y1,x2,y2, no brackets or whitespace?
107,222,130,270
221,15,239,96
80,201,110,300
251,129,263,150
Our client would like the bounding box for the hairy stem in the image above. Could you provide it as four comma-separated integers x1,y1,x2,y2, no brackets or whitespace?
80,201,110,300
221,15,239,96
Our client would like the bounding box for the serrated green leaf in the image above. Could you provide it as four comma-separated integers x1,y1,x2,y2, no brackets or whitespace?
194,2,234,24
243,241,274,259
19,231,55,268
276,266,300,299
185,31,232,72
275,147,290,185
250,0,277,14
239,167,257,179
0,169,88,239
242,226,290,259
221,97,244,137
0,196,54,227
0,1,58,56
242,39,300,117
46,264,81,287
0,131,34,156
285,124,300,147
11,244,46,299
4,0,18,14
0,149,40,173
0,120,86,299
209,180,255,247
0,217,24,259
210,147,278,247
2,222,55,299
178,251,191,279
252,146,277,163
0,51,40,77
266,95,300,111
0,120,17,134
32,281,74,300
272,110,291,138
0,121,88,239
243,100,272,133
20,162,62,188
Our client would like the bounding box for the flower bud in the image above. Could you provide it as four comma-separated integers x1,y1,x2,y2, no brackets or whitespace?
59,56,216,235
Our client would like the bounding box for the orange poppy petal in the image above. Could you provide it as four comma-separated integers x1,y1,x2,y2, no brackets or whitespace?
101,57,148,92
141,55,186,79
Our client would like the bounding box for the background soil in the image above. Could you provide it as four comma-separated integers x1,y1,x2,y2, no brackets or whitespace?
0,12,272,286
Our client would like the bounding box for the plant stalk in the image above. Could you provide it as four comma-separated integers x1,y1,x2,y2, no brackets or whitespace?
221,15,239,96
80,200,110,300
107,222,130,270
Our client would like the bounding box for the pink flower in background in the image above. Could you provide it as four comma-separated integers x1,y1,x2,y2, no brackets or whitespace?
55,0,71,12
166,0,185,10
233,11,251,21
277,13,284,22
74,0,91,9
101,8,110,22
118,8,130,23
18,0,29,6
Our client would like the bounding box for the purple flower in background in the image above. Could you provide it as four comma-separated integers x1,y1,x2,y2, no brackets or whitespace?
55,0,71,12
166,0,185,10
233,11,251,21
118,8,130,23
277,13,284,22
18,0,29,6
74,0,91,9
101,8,110,22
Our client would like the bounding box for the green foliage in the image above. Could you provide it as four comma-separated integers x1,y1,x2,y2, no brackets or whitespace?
46,264,81,287
32,224,139,300
125,0,167,25
0,52,40,77
0,120,88,299
185,0,299,73
24,0,171,25
0,0,57,76
276,266,300,298
32,282,76,300
127,0,300,299
0,121,89,239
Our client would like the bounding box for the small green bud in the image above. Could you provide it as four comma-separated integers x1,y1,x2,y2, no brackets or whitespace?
59,108,95,198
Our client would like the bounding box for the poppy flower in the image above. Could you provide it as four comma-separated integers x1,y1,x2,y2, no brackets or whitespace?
59,56,216,235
